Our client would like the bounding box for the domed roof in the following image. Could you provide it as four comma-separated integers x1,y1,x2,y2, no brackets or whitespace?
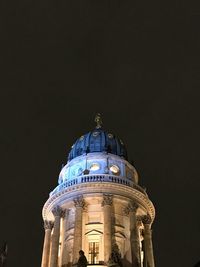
68,114,128,162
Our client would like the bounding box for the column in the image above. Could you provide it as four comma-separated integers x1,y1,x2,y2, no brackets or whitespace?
122,207,132,264
102,194,113,264
41,220,53,267
73,196,86,264
61,209,70,267
49,206,63,267
142,215,155,267
137,217,143,267
129,202,141,267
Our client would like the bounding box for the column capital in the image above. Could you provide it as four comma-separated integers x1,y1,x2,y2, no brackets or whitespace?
142,214,152,225
52,206,63,217
128,201,138,213
60,208,70,218
44,220,54,231
122,206,130,216
136,216,143,227
73,195,86,208
102,194,113,206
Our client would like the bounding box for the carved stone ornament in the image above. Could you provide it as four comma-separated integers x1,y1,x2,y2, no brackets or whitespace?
73,195,86,208
128,201,138,212
122,206,130,216
102,194,113,206
44,220,54,230
61,208,68,218
63,208,70,218
52,205,63,217
136,216,143,227
142,214,152,225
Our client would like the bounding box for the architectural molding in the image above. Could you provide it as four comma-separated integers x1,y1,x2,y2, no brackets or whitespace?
44,220,53,230
136,216,143,227
122,206,130,216
52,205,63,217
43,182,155,221
128,201,138,212
101,194,113,206
61,208,70,218
142,214,152,225
73,195,86,208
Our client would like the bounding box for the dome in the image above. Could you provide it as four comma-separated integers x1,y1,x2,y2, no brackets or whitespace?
68,114,128,162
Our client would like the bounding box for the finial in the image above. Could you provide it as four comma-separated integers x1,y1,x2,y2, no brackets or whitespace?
94,113,103,129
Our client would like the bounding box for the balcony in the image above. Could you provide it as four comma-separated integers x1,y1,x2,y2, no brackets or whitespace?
50,174,146,196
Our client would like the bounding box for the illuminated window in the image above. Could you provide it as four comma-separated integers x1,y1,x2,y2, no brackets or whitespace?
93,132,99,137
110,165,120,175
90,163,100,171
108,133,113,138
88,242,99,264
79,135,84,140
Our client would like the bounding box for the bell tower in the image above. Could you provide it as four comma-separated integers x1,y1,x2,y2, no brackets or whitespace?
40,115,156,267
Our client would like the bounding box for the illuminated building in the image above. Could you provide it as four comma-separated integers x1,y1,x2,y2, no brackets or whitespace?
41,114,156,267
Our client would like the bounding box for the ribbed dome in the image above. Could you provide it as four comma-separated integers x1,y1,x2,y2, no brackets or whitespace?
68,127,128,162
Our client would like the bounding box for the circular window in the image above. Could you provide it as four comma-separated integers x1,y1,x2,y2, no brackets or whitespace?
90,163,100,171
108,133,113,138
92,131,99,137
110,164,120,175
79,135,84,140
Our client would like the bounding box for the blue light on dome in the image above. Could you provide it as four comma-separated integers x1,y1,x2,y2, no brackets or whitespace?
67,128,128,162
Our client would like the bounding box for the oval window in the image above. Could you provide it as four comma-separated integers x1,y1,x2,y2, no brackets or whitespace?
90,163,100,171
110,164,120,175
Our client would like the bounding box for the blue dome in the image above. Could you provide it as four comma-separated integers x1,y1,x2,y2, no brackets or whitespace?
68,128,128,162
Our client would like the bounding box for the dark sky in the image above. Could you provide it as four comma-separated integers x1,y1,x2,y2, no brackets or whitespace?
0,1,199,267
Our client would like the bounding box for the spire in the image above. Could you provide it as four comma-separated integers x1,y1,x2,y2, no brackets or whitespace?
94,113,103,129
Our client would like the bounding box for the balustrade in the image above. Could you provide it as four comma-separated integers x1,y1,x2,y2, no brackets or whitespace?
50,174,146,196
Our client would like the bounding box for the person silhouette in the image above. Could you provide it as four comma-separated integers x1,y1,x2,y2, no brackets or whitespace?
77,250,87,267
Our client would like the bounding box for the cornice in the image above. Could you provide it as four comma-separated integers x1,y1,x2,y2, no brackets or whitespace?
42,182,155,222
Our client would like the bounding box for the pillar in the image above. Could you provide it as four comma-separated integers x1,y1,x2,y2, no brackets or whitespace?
129,202,140,267
142,215,155,267
61,209,70,267
137,218,143,266
73,196,86,264
102,194,113,264
41,220,53,267
49,206,63,267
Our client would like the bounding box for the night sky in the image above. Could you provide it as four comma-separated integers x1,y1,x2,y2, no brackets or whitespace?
0,1,199,267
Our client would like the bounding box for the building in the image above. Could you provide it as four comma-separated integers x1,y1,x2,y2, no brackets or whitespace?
41,114,156,267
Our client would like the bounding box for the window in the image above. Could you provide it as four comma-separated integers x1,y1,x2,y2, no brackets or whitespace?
88,242,99,264
109,164,120,175
90,163,100,171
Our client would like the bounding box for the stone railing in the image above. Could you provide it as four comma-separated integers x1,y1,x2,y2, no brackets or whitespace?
50,174,146,196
